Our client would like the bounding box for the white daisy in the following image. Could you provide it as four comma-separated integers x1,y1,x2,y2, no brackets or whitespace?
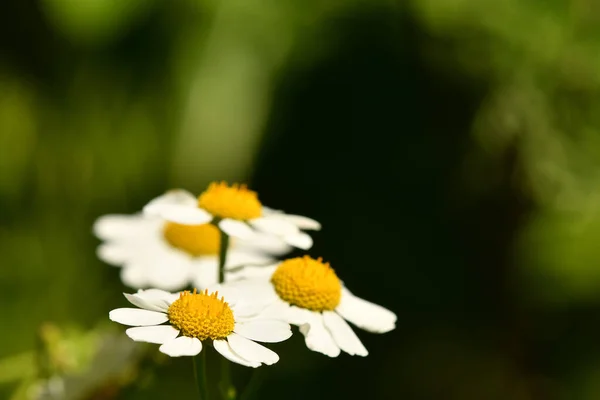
108,287,292,367
94,191,292,291
142,182,320,250
225,256,397,358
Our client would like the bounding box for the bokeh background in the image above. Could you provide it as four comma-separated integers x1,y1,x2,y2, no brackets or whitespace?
3,0,600,399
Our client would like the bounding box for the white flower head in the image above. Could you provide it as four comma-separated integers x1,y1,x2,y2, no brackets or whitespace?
94,190,292,291
109,287,292,367
142,182,320,250
226,256,397,358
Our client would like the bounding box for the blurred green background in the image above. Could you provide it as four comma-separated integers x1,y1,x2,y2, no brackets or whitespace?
3,0,600,398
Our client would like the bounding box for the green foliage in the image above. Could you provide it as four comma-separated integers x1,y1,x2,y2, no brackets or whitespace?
3,0,600,397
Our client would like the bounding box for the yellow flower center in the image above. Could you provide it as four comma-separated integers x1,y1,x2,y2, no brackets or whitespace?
271,256,342,312
198,181,262,221
167,289,235,341
163,222,221,256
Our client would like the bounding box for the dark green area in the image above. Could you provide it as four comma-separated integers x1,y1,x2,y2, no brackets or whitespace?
3,0,600,399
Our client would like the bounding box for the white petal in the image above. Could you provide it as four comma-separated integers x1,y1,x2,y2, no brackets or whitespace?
226,264,278,282
249,216,299,237
298,313,341,357
120,250,194,292
120,265,149,290
143,189,198,208
159,336,202,357
278,214,321,230
125,325,180,344
109,308,168,326
282,232,313,250
222,279,279,307
234,319,292,343
96,244,130,265
123,293,166,313
233,232,292,256
97,232,167,268
323,311,368,356
136,288,180,303
251,300,295,322
144,257,194,291
190,258,219,289
213,339,260,368
231,300,268,320
218,219,255,240
204,284,240,306
224,250,274,270
285,305,314,326
93,214,160,241
142,190,210,224
124,289,174,312
336,288,397,333
227,333,279,365
144,203,212,225
210,282,276,320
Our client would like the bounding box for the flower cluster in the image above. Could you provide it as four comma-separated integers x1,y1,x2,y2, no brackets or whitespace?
99,181,396,369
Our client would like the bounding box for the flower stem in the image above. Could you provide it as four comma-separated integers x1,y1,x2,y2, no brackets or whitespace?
193,350,209,400
217,227,236,399
218,229,230,284
219,356,237,400
240,369,263,400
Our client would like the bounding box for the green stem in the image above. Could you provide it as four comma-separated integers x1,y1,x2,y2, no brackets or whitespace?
240,369,263,400
193,350,209,400
219,356,237,400
217,227,235,399
218,229,230,284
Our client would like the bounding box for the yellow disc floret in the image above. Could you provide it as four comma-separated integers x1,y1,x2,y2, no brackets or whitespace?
271,256,342,312
198,181,262,221
167,289,235,341
163,222,221,256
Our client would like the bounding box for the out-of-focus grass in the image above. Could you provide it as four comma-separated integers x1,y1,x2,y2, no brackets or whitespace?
3,0,600,398
413,0,600,303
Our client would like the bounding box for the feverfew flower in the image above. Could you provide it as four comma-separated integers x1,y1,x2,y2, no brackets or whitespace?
109,288,292,367
226,256,397,357
143,182,320,250
94,191,292,291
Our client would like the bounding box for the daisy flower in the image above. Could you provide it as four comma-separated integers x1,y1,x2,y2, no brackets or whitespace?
108,287,292,367
143,182,320,250
94,191,292,291
226,256,397,358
